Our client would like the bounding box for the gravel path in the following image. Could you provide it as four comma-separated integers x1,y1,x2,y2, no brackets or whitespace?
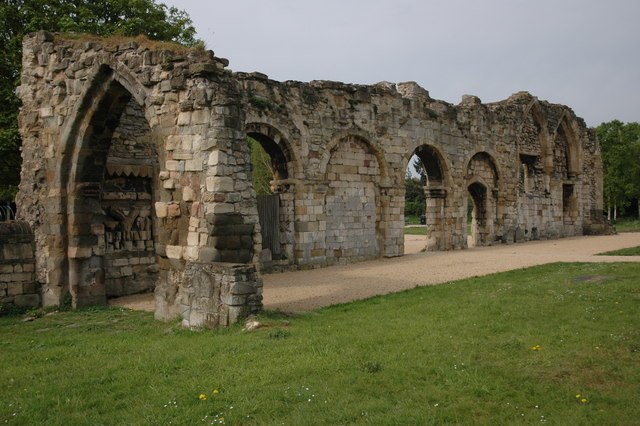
110,233,640,313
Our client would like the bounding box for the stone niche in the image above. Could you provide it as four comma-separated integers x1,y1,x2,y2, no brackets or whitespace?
100,99,159,297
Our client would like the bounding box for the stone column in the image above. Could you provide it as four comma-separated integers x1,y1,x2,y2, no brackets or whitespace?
424,186,448,250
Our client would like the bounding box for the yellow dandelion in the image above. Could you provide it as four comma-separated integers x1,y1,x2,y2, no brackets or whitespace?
199,394,207,401
581,398,588,404
575,394,581,398
212,389,220,395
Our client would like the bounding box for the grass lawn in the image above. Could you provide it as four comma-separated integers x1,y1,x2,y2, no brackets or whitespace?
598,246,640,256
612,218,640,233
2,262,640,424
403,226,427,235
404,215,422,225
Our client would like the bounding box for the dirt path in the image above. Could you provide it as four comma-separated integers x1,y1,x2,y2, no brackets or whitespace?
110,233,640,313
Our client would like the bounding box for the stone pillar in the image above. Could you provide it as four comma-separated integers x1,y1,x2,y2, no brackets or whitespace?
424,186,448,250
154,262,262,328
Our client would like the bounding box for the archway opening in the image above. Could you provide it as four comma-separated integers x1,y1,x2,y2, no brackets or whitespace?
404,145,447,252
465,152,499,246
467,182,487,247
67,76,159,306
246,131,293,263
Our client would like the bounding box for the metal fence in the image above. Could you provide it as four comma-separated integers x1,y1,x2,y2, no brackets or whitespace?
256,194,281,259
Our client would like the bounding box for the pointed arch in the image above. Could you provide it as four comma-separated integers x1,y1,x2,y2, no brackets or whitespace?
520,100,553,175
553,111,581,178
57,64,159,307
465,151,500,188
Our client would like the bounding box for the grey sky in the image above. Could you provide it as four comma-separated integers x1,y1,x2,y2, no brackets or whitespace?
164,0,640,127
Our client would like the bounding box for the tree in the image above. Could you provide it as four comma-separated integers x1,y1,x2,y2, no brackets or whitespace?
404,176,425,217
248,137,274,195
0,0,199,201
597,120,640,219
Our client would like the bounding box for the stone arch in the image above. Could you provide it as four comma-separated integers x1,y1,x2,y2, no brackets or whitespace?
465,151,499,247
405,142,452,250
245,122,299,264
553,112,581,179
61,64,160,307
245,122,301,180
521,100,553,176
320,129,390,185
323,133,383,262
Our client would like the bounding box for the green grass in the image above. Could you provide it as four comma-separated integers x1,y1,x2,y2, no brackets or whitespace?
613,218,640,233
2,263,640,424
404,215,422,225
599,246,640,256
403,226,427,235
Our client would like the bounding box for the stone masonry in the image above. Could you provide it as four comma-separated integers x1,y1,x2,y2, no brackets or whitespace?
0,222,38,310
15,32,607,326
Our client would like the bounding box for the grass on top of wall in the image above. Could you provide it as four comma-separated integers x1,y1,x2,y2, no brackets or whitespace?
1,262,640,424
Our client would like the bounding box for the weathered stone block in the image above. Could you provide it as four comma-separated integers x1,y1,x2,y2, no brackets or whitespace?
15,294,40,307
165,245,183,259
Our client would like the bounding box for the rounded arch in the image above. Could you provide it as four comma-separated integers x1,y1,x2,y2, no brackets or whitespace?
245,122,301,179
319,129,390,184
405,142,452,188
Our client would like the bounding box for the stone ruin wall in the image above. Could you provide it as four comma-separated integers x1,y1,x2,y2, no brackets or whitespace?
11,31,607,324
0,222,38,310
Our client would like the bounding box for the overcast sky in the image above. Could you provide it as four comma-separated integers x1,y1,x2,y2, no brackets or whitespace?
163,0,639,127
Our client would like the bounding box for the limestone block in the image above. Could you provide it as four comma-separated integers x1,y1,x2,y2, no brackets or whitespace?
165,245,183,259
187,232,199,246
185,159,203,172
205,203,235,215
208,151,227,166
206,176,234,192
165,160,181,171
167,203,181,217
163,179,176,189
14,294,40,307
183,186,194,202
155,202,168,218
183,246,199,261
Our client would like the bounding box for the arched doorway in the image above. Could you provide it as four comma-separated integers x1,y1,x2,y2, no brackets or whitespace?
246,124,296,265
409,144,449,250
65,66,159,307
465,152,499,247
467,182,488,247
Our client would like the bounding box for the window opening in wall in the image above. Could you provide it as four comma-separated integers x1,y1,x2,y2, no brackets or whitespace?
519,154,538,194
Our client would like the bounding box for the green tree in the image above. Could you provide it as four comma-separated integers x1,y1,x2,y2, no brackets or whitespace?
597,120,640,218
0,0,198,201
404,177,425,217
248,137,273,195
